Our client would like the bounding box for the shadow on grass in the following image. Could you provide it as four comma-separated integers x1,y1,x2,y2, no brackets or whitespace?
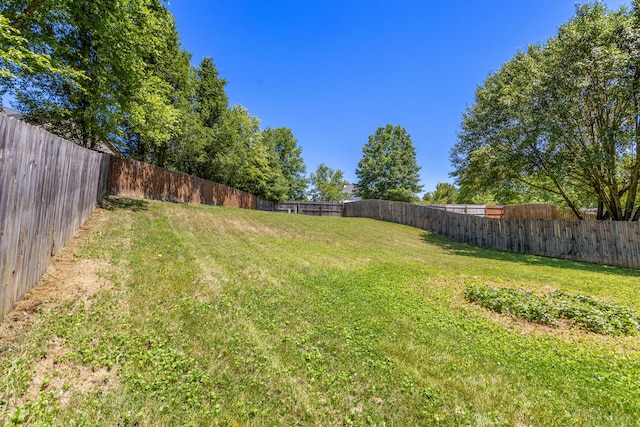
421,232,640,278
99,195,149,212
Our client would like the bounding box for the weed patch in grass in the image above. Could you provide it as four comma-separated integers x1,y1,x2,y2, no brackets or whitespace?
465,284,640,335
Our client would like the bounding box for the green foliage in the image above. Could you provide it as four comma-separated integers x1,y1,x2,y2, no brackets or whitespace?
355,124,423,202
452,3,640,220
6,1,134,146
309,163,348,201
194,57,228,129
204,105,288,201
122,3,193,166
0,14,76,83
263,127,308,200
465,284,640,335
422,182,460,204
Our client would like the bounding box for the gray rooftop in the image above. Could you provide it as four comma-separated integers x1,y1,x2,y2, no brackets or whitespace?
2,106,23,120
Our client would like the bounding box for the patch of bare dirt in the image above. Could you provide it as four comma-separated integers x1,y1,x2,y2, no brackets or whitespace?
0,210,112,342
14,337,120,409
1,209,124,415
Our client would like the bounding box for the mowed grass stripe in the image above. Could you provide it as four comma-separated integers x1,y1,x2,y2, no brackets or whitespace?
1,197,639,426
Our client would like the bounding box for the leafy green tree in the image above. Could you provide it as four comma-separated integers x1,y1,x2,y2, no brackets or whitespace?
205,105,288,201
171,57,228,177
262,127,308,200
123,2,192,166
4,0,186,153
309,163,348,202
0,14,74,83
355,124,423,202
195,57,228,129
452,3,640,220
423,182,459,204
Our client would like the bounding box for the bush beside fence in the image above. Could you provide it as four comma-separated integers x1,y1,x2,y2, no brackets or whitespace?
343,200,640,270
0,115,109,318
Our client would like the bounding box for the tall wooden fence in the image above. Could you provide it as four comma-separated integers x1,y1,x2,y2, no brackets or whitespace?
0,115,277,319
343,200,640,270
107,157,275,211
0,115,110,318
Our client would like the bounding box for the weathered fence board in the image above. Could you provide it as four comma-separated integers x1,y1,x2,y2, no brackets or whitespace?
107,157,273,211
275,201,343,216
0,115,109,319
503,203,560,220
343,199,640,270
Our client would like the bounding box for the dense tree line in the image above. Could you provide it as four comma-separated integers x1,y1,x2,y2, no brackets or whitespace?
0,0,307,203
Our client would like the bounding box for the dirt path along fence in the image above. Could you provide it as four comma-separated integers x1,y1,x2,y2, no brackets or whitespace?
0,115,109,318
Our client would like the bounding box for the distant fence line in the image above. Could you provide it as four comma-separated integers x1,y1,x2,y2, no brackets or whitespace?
0,115,109,318
343,200,640,270
275,201,343,217
108,157,275,211
423,203,561,220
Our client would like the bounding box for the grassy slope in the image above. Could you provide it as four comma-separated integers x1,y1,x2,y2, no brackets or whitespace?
2,197,640,426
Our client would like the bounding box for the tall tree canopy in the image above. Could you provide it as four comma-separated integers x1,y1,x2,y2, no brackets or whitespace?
451,2,640,220
355,124,423,202
0,13,72,83
262,127,308,200
309,163,348,202
3,0,189,151
422,182,459,204
2,0,307,203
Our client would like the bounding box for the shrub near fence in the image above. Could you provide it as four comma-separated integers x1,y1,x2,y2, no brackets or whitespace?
0,115,109,318
343,200,640,270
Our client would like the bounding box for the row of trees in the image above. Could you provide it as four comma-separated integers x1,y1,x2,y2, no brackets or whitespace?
1,1,426,203
6,2,638,217
0,0,308,202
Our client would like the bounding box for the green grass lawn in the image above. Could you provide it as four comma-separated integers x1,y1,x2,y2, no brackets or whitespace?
2,196,640,426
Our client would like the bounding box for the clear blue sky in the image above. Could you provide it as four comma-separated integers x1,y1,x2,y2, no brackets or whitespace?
166,0,628,194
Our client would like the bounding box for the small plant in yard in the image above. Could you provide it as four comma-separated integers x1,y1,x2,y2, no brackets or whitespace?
465,284,640,335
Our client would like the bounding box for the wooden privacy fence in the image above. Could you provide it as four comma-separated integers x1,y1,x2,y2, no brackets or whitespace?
0,115,276,319
0,115,110,318
108,157,275,211
275,201,343,216
343,200,640,270
423,204,558,220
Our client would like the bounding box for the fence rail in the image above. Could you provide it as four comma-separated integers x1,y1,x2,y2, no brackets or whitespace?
0,115,109,318
343,200,640,270
275,201,343,216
